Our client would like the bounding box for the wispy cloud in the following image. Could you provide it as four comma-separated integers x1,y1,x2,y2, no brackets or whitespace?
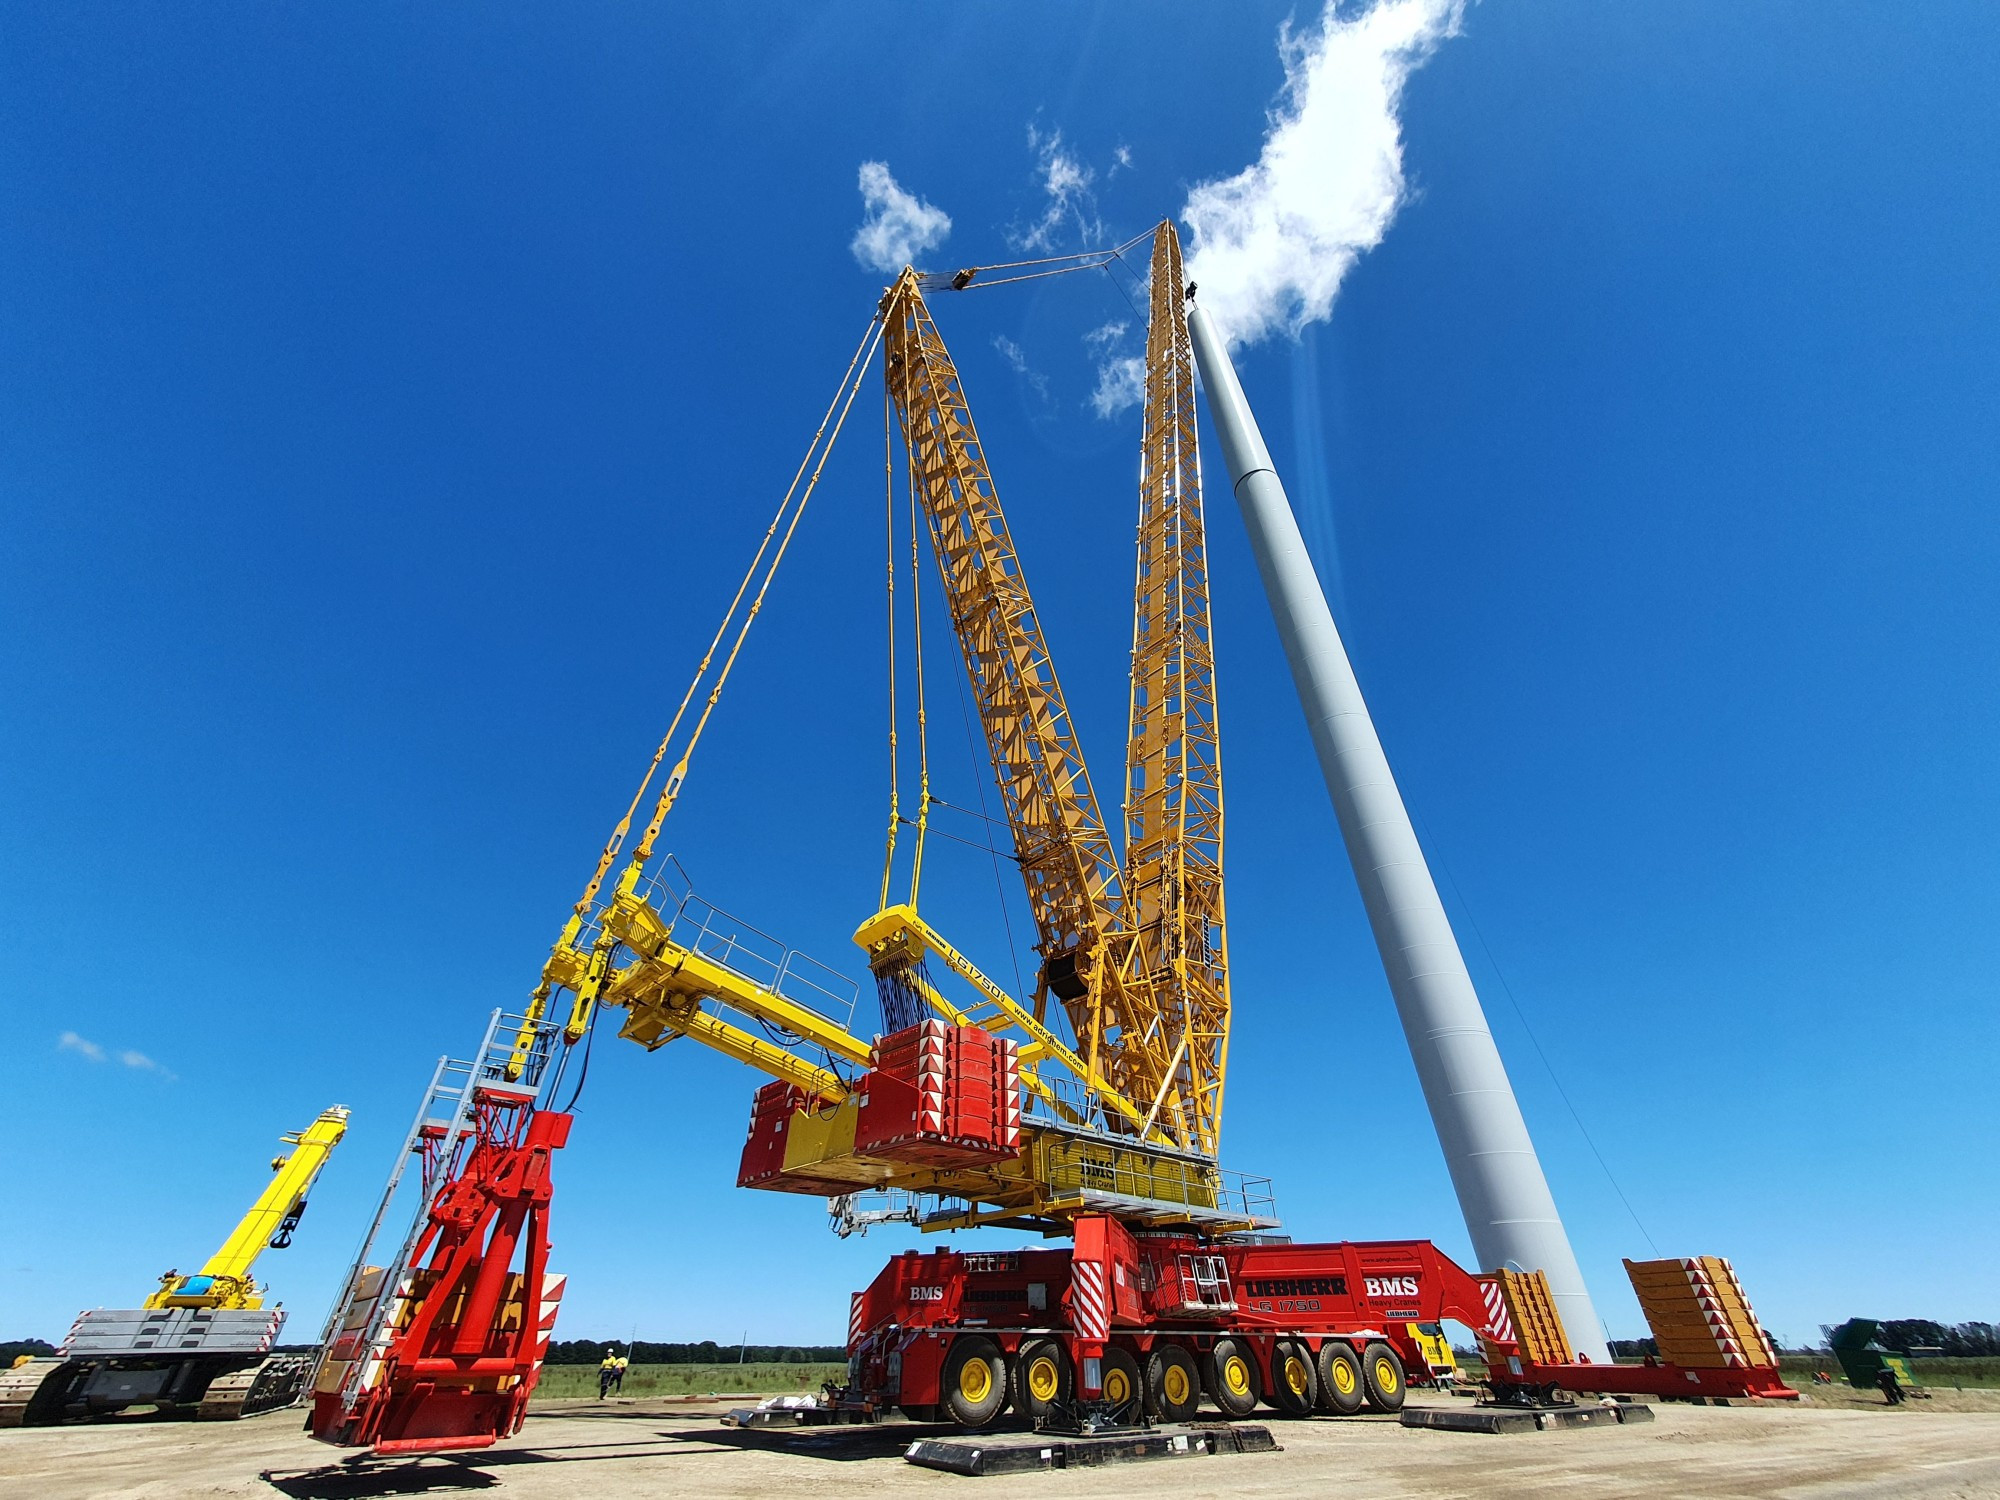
1090,355,1146,419
1081,318,1145,420
851,161,952,273
1016,127,1104,253
58,1030,104,1062
60,1030,175,1079
1182,0,1463,347
992,334,1050,400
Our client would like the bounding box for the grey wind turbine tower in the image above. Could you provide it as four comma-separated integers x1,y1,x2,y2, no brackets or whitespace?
1185,281,1611,1362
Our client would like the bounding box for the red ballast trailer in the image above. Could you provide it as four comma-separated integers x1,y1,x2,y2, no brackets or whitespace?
832,1218,1797,1427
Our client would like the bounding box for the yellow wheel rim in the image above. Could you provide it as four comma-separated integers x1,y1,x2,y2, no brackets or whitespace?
1285,1356,1310,1397
959,1357,992,1403
1223,1355,1251,1397
1374,1358,1400,1394
1333,1360,1357,1394
1105,1367,1133,1403
1027,1356,1060,1403
1162,1364,1190,1405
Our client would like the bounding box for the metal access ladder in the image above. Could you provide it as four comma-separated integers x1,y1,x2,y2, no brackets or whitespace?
309,1008,562,1420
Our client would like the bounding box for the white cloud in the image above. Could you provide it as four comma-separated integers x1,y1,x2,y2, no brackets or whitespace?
1182,0,1463,347
1018,127,1104,253
1082,320,1128,350
850,161,952,273
59,1029,175,1078
992,334,1050,399
59,1030,105,1062
1090,356,1146,419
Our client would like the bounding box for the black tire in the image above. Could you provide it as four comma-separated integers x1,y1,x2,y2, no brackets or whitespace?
1207,1338,1261,1418
1317,1341,1365,1415
1145,1344,1202,1424
1098,1347,1143,1419
1012,1338,1071,1424
1267,1338,1317,1417
940,1336,1009,1429
897,1403,942,1423
1361,1341,1406,1413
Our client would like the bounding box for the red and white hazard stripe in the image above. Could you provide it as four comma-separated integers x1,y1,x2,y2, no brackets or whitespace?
1680,1259,1747,1368
1479,1279,1517,1344
998,1040,1021,1149
848,1293,866,1347
529,1272,568,1375
1071,1262,1109,1342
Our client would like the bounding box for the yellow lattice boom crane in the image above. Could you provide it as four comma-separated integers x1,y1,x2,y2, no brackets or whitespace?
1,1105,351,1426
513,222,1268,1237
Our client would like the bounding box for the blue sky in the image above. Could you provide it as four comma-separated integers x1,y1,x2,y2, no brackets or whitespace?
4,2,1995,1352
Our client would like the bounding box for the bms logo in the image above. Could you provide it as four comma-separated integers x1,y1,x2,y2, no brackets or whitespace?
909,1286,945,1302
1364,1276,1419,1299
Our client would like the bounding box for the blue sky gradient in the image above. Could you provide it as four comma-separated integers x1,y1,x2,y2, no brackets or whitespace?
4,2,1995,1350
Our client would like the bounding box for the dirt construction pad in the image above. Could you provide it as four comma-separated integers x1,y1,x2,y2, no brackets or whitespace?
5,1389,1999,1500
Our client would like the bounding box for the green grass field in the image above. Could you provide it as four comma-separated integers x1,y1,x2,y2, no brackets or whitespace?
1779,1355,2000,1389
530,1354,2000,1405
532,1362,848,1403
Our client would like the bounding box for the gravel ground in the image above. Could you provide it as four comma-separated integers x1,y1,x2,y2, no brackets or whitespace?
5,1388,1998,1500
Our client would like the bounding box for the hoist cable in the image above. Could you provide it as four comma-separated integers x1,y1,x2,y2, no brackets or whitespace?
553,314,886,937
629,313,887,865
905,398,933,906
879,382,901,909
930,229,1154,293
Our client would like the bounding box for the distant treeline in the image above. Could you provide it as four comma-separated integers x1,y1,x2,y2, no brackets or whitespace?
543,1339,847,1366
1611,1321,1998,1359
1,1340,56,1365
1871,1321,2000,1357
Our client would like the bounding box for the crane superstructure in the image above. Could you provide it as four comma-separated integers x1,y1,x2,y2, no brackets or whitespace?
1,1106,350,1426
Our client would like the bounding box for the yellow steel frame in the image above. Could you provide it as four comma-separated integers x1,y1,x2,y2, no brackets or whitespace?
1117,223,1230,1157
146,1106,350,1311
502,229,1247,1232
881,270,1172,1132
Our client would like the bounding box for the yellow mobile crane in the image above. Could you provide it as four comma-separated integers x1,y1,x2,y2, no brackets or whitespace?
510,223,1263,1234
1,1105,349,1426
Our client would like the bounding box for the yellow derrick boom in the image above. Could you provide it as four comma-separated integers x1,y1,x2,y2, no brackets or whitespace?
880,270,1167,1130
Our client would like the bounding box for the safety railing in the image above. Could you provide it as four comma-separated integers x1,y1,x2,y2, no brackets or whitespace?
629,855,860,1032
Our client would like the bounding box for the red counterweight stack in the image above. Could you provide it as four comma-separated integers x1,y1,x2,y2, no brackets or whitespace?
854,1019,1020,1168
736,1080,809,1190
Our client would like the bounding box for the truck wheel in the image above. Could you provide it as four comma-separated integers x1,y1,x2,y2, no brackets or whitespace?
1268,1338,1317,1417
1097,1347,1142,1417
1361,1341,1406,1412
1013,1339,1071,1424
1145,1344,1201,1424
940,1336,1009,1429
1207,1338,1260,1418
1317,1342,1365,1415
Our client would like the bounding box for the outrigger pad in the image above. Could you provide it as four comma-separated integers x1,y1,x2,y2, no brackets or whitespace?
904,1422,1278,1476
1400,1402,1653,1435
